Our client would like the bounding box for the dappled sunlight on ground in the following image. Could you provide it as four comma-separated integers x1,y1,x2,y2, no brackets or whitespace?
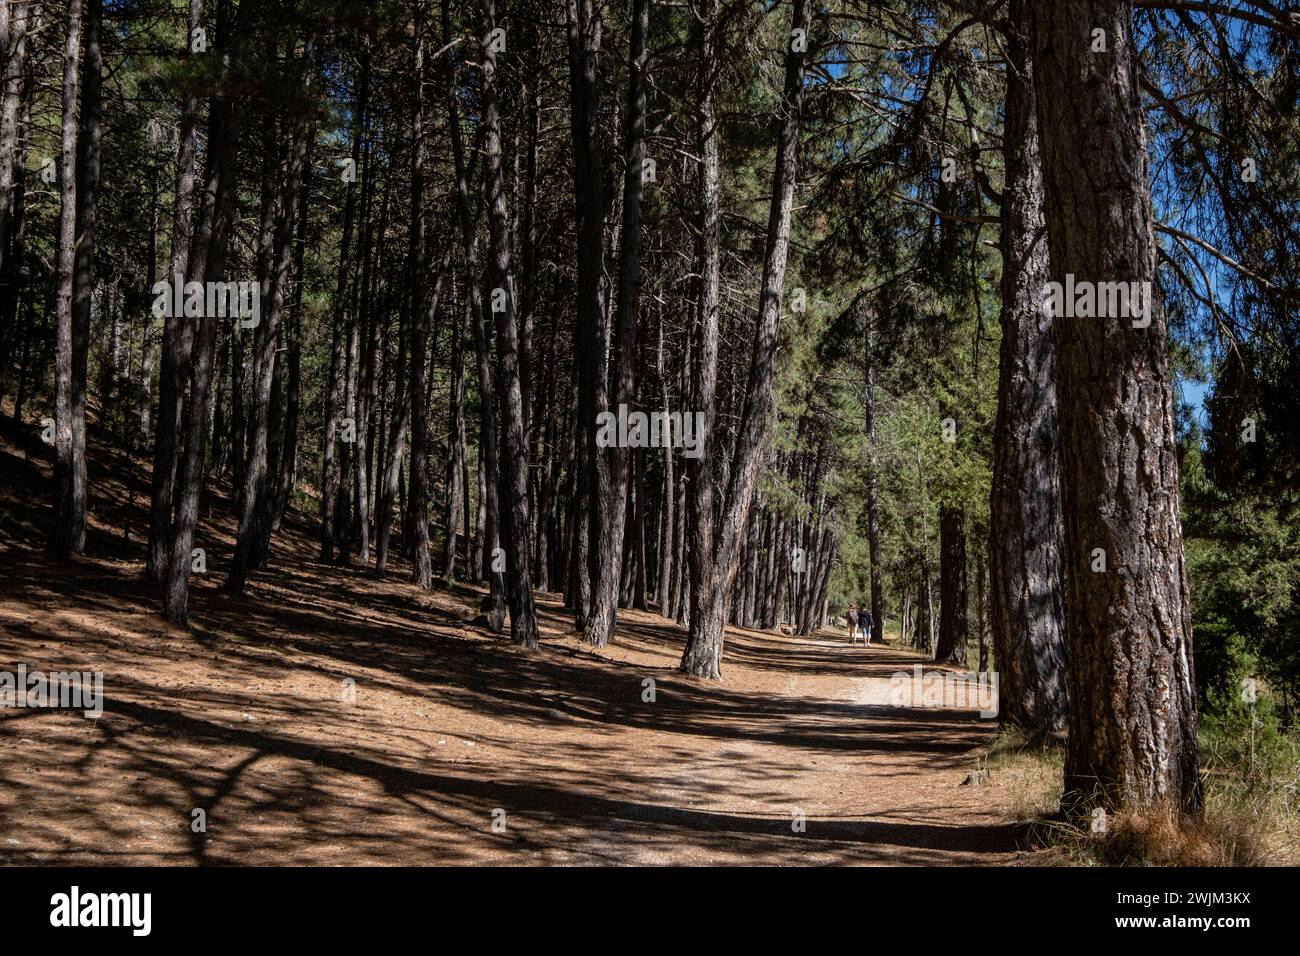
0,422,1029,865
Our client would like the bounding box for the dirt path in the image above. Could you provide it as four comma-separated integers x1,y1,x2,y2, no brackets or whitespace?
0,431,1026,865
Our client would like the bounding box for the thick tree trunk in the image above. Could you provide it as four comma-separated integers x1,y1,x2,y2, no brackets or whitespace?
1031,0,1199,812
989,0,1069,734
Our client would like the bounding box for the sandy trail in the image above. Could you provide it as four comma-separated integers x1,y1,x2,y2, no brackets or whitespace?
0,430,1024,866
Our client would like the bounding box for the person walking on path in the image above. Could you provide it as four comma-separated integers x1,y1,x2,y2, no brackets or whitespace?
859,605,874,646
846,606,859,644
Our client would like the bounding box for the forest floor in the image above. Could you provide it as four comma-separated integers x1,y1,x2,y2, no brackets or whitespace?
0,416,1039,865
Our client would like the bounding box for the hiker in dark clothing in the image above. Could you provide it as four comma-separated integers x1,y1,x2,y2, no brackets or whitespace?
859,605,874,645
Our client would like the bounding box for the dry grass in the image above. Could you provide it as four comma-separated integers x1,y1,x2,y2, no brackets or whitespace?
978,726,1299,866
982,727,1064,819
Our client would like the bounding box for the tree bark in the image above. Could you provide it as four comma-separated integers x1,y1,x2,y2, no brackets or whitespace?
989,0,1069,734
443,297,467,585
228,75,313,593
680,0,723,674
583,0,649,645
444,0,503,629
407,15,434,590
148,0,204,582
481,0,539,648
272,181,309,529
654,320,675,612
864,323,884,643
0,0,30,282
681,0,810,677
163,0,247,624
934,505,968,665
566,0,605,635
1031,0,1199,812
320,58,367,562
50,0,88,560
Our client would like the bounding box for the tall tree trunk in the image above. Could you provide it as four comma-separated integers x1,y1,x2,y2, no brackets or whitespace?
373,298,410,579
320,59,367,562
272,182,309,529
1031,0,1198,812
632,445,649,610
352,134,380,561
681,0,810,677
864,322,884,643
583,0,649,646
0,34,32,417
50,0,88,560
407,14,434,590
70,0,102,548
533,351,557,590
518,23,541,441
566,0,605,635
977,541,989,673
654,322,675,612
228,76,313,593
443,300,466,584
481,0,539,648
989,0,1068,734
147,0,204,582
0,0,30,286
163,0,246,624
444,0,503,629
681,0,722,672
770,515,790,631
137,157,160,449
